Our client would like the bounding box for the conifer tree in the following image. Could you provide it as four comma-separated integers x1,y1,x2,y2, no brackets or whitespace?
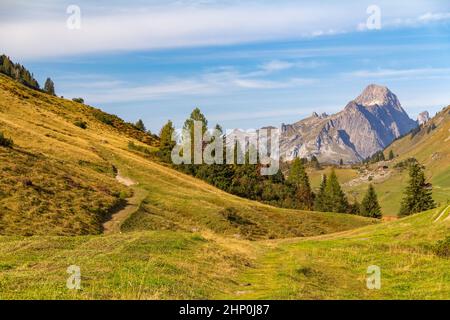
135,119,146,132
389,150,395,160
44,78,55,95
323,169,349,213
314,174,327,211
399,163,436,216
159,120,176,162
288,158,314,210
360,184,382,219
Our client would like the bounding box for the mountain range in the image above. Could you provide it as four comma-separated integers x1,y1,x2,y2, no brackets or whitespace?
280,84,419,163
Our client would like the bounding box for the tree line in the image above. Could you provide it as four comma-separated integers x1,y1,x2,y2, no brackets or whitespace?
153,107,408,219
0,54,55,95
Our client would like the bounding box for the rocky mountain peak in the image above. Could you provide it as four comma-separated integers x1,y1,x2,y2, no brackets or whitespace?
354,84,400,109
417,111,430,125
279,84,418,164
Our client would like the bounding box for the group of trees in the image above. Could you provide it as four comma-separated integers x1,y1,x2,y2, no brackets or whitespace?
363,150,395,164
0,54,40,90
155,108,386,218
147,107,436,219
1,54,56,95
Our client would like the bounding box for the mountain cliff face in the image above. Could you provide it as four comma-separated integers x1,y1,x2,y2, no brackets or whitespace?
280,84,418,163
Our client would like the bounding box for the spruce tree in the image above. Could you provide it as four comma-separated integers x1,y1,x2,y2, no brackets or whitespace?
323,169,349,213
360,184,382,219
288,158,314,210
314,174,327,211
388,150,395,160
159,120,176,162
44,78,55,95
399,163,436,216
135,119,146,132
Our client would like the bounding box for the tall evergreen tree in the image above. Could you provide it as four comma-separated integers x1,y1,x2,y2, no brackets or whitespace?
399,163,436,216
322,169,349,213
388,150,395,160
159,120,176,162
360,184,382,219
288,158,314,210
135,119,146,132
44,78,55,95
314,174,327,211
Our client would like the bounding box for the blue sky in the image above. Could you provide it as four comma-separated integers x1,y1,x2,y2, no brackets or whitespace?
1,0,450,132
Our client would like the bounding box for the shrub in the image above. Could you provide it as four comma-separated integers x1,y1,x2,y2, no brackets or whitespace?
72,97,85,104
0,132,13,147
74,120,87,129
433,236,450,258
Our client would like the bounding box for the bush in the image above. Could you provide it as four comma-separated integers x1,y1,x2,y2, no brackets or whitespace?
433,236,450,258
74,120,87,129
0,132,13,147
72,97,85,104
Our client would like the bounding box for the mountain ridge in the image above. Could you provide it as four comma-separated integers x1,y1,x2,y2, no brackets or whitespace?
280,84,418,163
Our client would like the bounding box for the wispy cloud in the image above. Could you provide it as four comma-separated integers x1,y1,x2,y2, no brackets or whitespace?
346,67,450,80
62,68,315,104
2,1,449,59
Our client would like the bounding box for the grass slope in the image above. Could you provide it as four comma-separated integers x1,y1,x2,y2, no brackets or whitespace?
222,206,450,300
0,74,373,238
0,74,448,299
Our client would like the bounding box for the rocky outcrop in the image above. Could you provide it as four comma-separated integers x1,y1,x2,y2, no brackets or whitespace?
417,111,430,125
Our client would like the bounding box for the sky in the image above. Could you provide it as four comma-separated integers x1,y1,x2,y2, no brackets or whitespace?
1,0,450,132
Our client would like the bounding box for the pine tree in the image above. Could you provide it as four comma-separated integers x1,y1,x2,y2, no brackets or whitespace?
399,163,436,216
288,158,314,210
388,150,395,160
339,159,344,166
44,78,55,95
314,174,327,211
159,120,176,162
360,184,382,219
135,119,146,132
322,169,349,213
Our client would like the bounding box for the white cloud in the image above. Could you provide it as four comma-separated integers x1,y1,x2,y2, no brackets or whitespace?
2,1,448,59
346,67,450,80
62,68,315,104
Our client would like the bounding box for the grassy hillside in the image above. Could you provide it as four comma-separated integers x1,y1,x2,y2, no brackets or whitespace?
0,73,449,300
0,73,373,238
0,206,448,299
222,206,450,300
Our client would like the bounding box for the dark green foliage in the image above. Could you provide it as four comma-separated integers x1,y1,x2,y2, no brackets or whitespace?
0,132,13,148
158,120,176,162
0,54,40,89
360,184,382,219
388,150,395,160
399,163,436,216
322,169,349,213
72,97,84,104
394,157,418,170
314,175,328,211
74,120,87,129
364,151,385,164
426,123,437,134
44,78,55,95
135,119,146,132
433,236,450,258
288,158,314,210
339,159,344,166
